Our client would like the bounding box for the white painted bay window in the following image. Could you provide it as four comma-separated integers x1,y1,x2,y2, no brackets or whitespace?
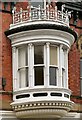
13,43,68,90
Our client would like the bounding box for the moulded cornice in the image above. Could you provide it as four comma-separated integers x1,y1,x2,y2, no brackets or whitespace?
5,22,77,41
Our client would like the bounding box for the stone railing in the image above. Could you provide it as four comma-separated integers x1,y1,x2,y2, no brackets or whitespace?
11,4,71,28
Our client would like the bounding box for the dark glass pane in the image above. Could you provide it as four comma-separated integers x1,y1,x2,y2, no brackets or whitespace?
34,46,44,64
80,60,82,77
81,79,82,96
49,67,57,86
34,66,44,85
31,0,44,8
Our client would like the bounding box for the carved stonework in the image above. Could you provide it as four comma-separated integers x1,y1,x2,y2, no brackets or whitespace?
78,35,82,58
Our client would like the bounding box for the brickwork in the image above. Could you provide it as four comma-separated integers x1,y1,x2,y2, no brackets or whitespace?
0,2,13,108
68,18,82,105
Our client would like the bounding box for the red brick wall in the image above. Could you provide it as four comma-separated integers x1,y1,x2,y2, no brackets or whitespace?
68,42,80,95
0,2,12,102
68,43,82,104
68,18,82,104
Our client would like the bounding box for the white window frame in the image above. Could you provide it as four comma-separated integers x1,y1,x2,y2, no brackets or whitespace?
49,44,59,87
13,42,68,91
17,45,28,89
33,45,45,87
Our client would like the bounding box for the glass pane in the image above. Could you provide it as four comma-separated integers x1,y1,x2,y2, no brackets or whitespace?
34,66,44,85
50,46,57,65
18,47,28,67
80,79,82,95
49,67,57,86
19,68,28,88
30,0,44,8
80,59,82,77
34,45,44,64
62,68,65,87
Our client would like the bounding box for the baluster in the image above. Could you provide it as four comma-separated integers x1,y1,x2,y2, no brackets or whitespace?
38,5,41,20
12,7,16,24
55,6,57,20
65,11,69,26
20,8,23,22
27,6,29,20
47,4,49,20
62,4,65,22
29,6,32,21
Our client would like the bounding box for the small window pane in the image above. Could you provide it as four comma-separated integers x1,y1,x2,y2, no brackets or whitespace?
50,46,57,65
18,47,28,67
34,45,44,64
34,66,44,85
30,0,44,8
81,79,82,96
49,67,57,86
62,68,65,87
80,59,82,77
62,49,65,67
19,68,28,88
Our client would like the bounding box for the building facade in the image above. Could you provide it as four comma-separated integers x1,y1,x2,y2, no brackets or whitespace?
0,0,82,119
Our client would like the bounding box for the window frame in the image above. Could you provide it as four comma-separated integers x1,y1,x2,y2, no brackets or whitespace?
17,45,29,89
14,43,68,90
49,45,59,86
33,45,45,86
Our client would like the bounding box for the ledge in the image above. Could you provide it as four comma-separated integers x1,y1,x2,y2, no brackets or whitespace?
0,90,12,95
5,21,77,41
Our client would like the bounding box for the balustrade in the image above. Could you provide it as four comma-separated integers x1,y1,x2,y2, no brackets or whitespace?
12,4,71,27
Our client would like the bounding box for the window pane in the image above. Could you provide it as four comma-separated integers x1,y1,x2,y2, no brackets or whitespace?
81,79,82,96
49,67,57,86
34,45,44,64
30,0,44,8
62,68,65,87
50,46,57,65
62,49,65,67
19,68,28,88
18,47,28,67
80,59,82,77
34,66,44,85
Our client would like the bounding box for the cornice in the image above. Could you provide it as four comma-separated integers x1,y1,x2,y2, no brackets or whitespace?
5,23,77,41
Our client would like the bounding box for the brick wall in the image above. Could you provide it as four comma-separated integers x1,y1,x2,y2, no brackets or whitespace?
0,2,13,108
68,18,82,104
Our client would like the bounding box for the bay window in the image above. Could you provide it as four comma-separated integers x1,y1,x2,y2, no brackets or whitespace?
14,43,68,90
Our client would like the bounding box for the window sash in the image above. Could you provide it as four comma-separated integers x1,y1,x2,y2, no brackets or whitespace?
34,45,44,65
49,66,57,86
18,46,28,88
19,67,28,88
50,46,58,66
34,66,44,86
18,46,28,68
